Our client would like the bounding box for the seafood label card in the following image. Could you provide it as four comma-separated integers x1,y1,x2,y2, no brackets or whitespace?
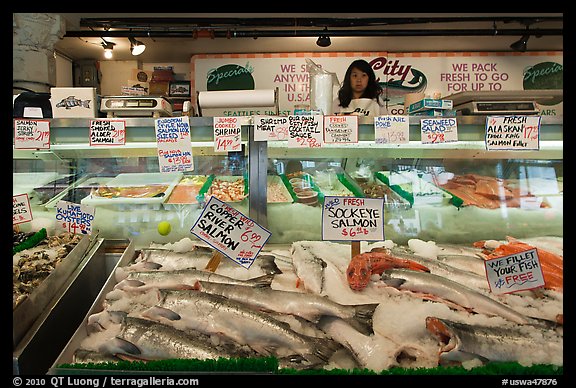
420,118,458,144
155,116,195,173
374,115,409,144
56,200,95,235
321,196,384,241
287,115,324,148
485,116,541,150
213,117,242,152
13,119,50,149
484,248,545,294
323,115,358,143
13,194,33,225
191,196,271,269
89,119,126,146
254,115,290,141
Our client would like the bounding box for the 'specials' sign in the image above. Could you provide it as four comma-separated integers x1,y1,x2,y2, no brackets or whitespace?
190,196,271,269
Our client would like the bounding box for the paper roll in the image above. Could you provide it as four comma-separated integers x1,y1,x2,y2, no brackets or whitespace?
310,73,335,115
197,89,276,109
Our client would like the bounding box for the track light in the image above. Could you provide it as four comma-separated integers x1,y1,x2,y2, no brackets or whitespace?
510,34,530,52
101,39,115,59
316,28,331,47
129,37,146,56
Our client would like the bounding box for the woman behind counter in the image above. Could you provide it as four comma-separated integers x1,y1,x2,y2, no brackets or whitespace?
332,59,388,116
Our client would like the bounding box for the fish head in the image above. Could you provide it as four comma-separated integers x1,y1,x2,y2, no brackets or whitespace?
346,258,371,291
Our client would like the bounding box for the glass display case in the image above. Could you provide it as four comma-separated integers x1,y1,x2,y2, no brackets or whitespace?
13,115,563,248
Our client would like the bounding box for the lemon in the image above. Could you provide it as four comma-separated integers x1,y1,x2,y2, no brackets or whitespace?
157,221,172,236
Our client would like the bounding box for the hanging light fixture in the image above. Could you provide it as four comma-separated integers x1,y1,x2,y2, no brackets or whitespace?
129,36,146,56
316,27,331,47
510,34,530,52
101,39,115,59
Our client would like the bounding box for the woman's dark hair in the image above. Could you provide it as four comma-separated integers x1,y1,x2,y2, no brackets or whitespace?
337,59,383,108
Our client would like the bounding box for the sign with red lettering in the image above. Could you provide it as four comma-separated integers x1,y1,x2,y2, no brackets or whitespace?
90,119,126,145
485,115,540,150
420,118,458,144
155,116,195,173
14,119,50,149
190,196,271,269
56,200,95,235
324,115,358,143
13,194,33,225
214,116,242,152
484,248,545,294
321,196,384,241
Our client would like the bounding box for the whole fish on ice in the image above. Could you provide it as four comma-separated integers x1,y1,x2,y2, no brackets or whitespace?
380,268,530,324
142,289,340,363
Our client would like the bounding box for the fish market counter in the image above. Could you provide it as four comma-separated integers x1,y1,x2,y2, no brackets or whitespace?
47,237,563,374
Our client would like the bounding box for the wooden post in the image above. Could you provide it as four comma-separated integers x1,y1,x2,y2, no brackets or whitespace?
205,251,224,272
351,241,361,258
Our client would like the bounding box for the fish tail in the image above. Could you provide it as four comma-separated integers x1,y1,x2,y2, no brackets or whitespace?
142,305,182,321
346,303,379,335
257,254,283,275
246,274,275,288
99,337,141,356
311,337,341,362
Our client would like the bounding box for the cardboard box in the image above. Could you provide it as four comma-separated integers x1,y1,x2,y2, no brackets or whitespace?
149,81,170,96
131,69,153,83
408,99,453,113
410,109,456,116
50,87,98,118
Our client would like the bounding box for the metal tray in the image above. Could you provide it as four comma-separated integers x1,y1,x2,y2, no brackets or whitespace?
13,233,92,349
13,237,130,375
49,241,138,374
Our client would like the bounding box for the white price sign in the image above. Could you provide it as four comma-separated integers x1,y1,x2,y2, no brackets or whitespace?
191,196,271,269
321,196,384,241
374,115,409,144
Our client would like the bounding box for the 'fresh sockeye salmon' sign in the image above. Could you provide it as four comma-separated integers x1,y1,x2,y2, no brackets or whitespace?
322,196,384,241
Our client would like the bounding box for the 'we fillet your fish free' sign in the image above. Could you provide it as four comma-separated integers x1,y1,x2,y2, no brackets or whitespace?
484,248,545,294
321,196,384,241
191,196,271,269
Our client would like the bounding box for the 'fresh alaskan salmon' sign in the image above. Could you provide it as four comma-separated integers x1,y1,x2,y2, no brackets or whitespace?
484,248,545,294
191,196,271,269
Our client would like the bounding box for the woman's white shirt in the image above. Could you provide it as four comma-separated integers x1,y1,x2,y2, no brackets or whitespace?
332,98,388,116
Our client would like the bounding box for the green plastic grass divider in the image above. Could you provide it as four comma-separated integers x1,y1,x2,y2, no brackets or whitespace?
337,172,365,198
374,171,414,207
13,228,47,255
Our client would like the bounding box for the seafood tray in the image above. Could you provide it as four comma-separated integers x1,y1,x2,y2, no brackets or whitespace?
198,174,249,203
266,175,293,204
163,175,210,206
13,172,77,206
375,171,452,207
48,241,144,374
43,175,116,208
14,238,128,375
348,174,411,211
13,233,92,349
81,172,182,206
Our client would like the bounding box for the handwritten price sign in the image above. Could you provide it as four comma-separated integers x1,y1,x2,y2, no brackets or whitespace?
14,119,50,149
420,118,458,144
56,200,95,235
90,119,126,145
485,116,540,150
191,196,271,269
287,115,324,148
374,115,409,144
321,196,384,241
254,115,290,141
155,116,195,173
324,115,358,143
214,117,242,152
13,194,33,225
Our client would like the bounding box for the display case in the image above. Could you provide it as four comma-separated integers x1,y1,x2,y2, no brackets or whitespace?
13,115,563,248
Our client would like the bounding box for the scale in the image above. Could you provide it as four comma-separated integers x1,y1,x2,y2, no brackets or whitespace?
444,90,562,115
100,96,173,118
